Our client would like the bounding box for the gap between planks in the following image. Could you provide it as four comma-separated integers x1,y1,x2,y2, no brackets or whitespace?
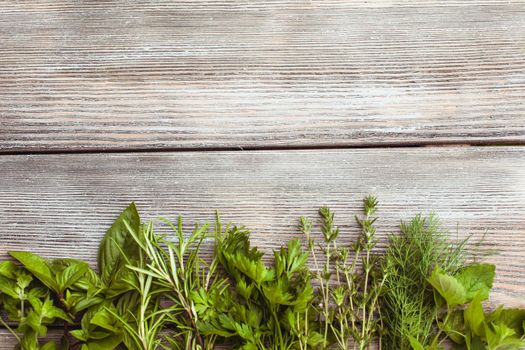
2,139,525,157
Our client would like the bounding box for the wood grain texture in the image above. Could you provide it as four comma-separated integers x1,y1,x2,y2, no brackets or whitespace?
0,147,524,311
1,1,525,152
0,329,60,350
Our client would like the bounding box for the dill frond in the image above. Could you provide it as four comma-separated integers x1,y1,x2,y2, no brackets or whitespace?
382,214,468,349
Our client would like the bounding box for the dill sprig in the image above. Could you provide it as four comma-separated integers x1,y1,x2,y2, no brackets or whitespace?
381,214,468,349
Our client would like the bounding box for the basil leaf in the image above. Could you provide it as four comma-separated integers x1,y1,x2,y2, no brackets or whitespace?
55,260,90,293
91,307,121,333
84,334,123,350
97,202,140,291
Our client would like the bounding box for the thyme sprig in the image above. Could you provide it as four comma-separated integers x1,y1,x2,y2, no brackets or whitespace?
300,196,389,350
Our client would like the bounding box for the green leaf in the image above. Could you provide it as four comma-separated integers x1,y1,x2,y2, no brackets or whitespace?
464,296,485,336
25,309,48,335
408,335,425,350
276,239,309,278
71,295,104,315
444,310,465,344
427,268,467,306
198,318,236,337
293,282,314,312
39,298,72,323
84,334,123,350
262,283,293,305
16,270,33,290
70,329,88,342
91,308,121,333
97,202,140,290
55,260,90,292
0,276,18,298
468,335,486,350
225,252,274,285
0,261,18,279
41,341,59,350
487,307,525,337
9,251,59,292
307,331,324,347
485,322,523,349
455,264,495,302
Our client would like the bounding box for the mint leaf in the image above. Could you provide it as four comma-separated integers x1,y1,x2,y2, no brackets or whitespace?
443,310,465,343
455,264,495,302
485,322,523,349
464,296,485,336
0,261,18,279
487,307,525,337
0,276,18,298
9,251,59,292
428,268,467,306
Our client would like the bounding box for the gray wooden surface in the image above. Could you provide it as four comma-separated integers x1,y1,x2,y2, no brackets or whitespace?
1,0,524,152
1,1,525,348
1,147,525,347
1,147,524,306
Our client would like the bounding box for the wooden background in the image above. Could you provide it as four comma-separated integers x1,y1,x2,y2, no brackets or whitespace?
0,0,524,347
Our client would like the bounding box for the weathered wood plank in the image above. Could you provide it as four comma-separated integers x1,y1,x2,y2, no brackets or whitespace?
0,147,524,310
1,1,524,152
0,329,19,350
0,329,60,350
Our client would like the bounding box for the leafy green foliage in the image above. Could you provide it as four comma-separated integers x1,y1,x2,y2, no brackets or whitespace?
428,268,468,306
426,265,524,350
0,204,141,349
455,263,495,302
98,202,141,298
206,222,319,350
0,199,523,350
381,214,468,350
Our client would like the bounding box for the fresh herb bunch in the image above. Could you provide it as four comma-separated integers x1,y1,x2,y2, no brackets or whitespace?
382,214,468,350
0,203,144,350
120,215,229,350
419,264,525,350
0,199,524,350
300,196,390,349
198,219,322,350
383,215,525,350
